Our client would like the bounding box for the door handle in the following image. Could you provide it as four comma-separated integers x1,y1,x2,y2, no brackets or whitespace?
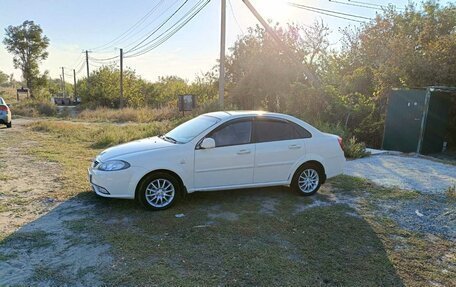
288,144,301,149
237,149,251,155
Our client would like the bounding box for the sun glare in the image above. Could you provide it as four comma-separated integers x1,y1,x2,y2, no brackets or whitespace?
254,0,292,22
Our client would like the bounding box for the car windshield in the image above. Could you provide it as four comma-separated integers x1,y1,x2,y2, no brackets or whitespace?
0,98,4,105
164,115,220,143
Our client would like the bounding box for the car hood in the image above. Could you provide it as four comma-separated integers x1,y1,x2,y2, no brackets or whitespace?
98,136,175,161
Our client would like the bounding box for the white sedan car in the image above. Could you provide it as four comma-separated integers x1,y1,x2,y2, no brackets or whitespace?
88,111,345,210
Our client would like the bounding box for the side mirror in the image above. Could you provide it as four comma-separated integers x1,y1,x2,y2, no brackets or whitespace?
200,138,215,149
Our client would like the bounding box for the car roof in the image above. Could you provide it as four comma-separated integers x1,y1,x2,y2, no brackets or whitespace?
204,110,284,119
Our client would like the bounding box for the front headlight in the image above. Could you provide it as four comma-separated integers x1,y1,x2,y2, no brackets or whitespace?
97,160,130,171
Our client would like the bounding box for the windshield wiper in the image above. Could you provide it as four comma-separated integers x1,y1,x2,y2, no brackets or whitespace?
160,135,178,144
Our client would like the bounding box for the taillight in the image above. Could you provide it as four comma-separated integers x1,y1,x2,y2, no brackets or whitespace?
0,105,8,112
338,137,344,150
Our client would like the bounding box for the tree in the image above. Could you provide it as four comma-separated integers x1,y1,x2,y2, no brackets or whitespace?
3,20,50,97
0,71,8,87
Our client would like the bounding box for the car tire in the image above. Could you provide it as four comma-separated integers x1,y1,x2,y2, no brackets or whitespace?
291,163,323,196
6,122,11,128
137,172,181,210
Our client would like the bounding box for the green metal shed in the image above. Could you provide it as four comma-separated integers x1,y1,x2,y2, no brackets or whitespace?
382,86,456,154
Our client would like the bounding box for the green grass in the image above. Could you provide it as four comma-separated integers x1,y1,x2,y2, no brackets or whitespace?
89,193,402,286
329,174,420,200
2,230,52,249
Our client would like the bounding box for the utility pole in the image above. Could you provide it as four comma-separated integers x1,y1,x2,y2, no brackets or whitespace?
61,67,66,97
119,48,124,109
219,0,226,109
85,50,90,94
73,69,77,103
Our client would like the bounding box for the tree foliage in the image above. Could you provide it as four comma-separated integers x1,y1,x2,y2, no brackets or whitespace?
77,66,217,109
224,0,455,147
3,20,50,97
0,70,8,87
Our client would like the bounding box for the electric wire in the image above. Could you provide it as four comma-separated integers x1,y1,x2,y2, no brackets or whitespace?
119,0,182,50
288,3,369,22
228,0,245,35
126,0,205,56
289,2,372,20
125,0,210,58
90,0,167,52
348,0,405,10
329,0,381,11
125,0,191,54
90,0,191,61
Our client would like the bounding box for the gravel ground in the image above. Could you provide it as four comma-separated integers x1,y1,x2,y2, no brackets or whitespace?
344,154,456,193
344,153,456,239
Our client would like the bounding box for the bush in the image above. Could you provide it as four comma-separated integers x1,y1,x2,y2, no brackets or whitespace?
344,136,369,159
11,99,57,117
314,122,369,159
37,102,57,116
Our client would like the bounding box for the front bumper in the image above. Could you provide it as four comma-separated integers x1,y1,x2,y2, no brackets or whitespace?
88,165,148,199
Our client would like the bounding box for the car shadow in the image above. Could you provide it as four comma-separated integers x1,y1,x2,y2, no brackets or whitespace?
0,188,404,286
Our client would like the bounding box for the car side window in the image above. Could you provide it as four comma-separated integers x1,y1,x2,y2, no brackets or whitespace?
254,119,311,143
209,120,252,147
291,122,312,138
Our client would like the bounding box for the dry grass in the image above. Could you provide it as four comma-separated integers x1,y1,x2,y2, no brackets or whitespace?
77,106,181,123
29,120,175,149
446,185,456,200
0,87,17,103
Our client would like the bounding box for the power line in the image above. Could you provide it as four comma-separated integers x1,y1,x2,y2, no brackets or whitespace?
228,0,245,35
90,0,192,62
348,0,405,10
289,2,372,20
76,61,86,75
119,0,182,50
90,53,120,62
70,53,85,68
125,0,211,58
329,0,381,11
90,0,167,52
126,0,207,56
288,2,372,23
126,0,191,54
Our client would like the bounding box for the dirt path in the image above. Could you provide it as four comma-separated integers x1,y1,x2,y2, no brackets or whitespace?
0,118,63,235
0,118,112,285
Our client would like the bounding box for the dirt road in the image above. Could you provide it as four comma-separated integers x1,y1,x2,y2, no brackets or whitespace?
0,118,112,285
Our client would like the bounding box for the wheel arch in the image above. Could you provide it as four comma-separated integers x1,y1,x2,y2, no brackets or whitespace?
135,169,187,200
292,160,327,184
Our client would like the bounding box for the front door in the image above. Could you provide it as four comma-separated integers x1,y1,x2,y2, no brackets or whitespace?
194,119,254,189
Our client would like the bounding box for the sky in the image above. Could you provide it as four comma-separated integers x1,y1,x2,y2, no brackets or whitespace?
0,0,434,83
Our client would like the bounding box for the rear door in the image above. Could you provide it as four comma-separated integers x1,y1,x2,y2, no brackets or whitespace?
253,118,310,184
194,118,255,189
